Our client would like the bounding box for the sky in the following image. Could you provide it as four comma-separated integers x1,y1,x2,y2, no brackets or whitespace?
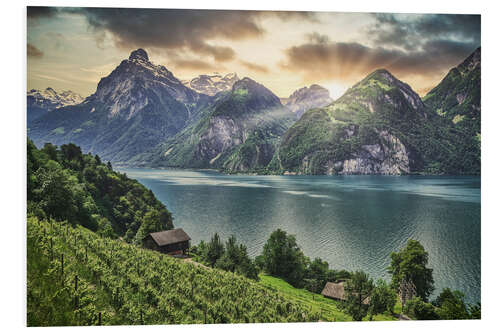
27,7,480,99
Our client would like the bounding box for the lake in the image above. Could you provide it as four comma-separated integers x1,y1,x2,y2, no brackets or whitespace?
118,168,481,303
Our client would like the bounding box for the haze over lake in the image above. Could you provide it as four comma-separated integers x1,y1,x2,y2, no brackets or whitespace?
119,168,480,303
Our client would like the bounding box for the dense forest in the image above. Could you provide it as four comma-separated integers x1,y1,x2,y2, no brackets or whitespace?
27,139,173,243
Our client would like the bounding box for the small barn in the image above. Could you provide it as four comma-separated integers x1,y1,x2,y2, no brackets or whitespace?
321,281,370,304
143,228,191,255
321,282,346,301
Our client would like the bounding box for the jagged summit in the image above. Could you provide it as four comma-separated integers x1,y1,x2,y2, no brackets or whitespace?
285,84,333,118
91,49,201,119
129,48,149,61
27,87,84,124
27,87,83,110
345,68,425,113
183,72,240,96
28,49,211,163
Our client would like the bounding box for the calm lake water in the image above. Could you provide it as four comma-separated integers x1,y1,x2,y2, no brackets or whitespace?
118,168,481,303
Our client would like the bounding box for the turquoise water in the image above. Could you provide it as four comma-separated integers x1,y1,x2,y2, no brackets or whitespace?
119,168,481,303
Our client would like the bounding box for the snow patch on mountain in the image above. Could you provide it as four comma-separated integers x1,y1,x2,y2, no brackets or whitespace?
183,73,240,96
27,88,84,110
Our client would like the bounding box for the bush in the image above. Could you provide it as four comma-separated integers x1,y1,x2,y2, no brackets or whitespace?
404,297,440,320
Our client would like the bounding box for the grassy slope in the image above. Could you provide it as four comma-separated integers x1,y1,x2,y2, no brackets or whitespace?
259,274,400,322
28,217,318,326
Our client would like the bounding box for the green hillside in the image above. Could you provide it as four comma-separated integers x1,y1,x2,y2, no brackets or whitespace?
272,65,480,175
131,78,296,173
27,139,173,243
27,217,318,326
259,274,399,322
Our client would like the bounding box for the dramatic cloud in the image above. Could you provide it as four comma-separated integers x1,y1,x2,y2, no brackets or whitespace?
368,14,480,51
27,43,43,58
280,32,478,84
60,8,317,63
27,6,58,19
239,60,269,73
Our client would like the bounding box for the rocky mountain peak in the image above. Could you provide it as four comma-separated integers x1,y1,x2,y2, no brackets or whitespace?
348,68,425,113
231,77,280,104
183,72,240,96
91,49,200,119
285,84,333,118
129,48,149,61
27,87,84,110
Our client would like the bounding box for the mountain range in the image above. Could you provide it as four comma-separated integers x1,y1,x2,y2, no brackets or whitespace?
182,72,240,96
27,47,481,175
27,88,83,124
130,77,296,172
28,49,211,162
272,47,480,175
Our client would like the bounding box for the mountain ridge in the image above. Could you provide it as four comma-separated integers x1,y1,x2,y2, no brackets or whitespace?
28,49,212,162
130,77,296,172
27,88,84,124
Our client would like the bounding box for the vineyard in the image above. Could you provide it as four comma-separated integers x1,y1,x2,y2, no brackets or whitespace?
27,217,320,326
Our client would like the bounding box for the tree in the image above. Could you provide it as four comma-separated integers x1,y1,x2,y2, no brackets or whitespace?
135,210,170,244
304,258,330,293
260,229,308,287
41,142,58,161
216,235,240,272
33,160,76,221
235,244,259,280
343,271,374,321
369,279,397,319
468,302,481,319
388,239,434,302
206,233,224,267
404,297,439,320
433,288,469,320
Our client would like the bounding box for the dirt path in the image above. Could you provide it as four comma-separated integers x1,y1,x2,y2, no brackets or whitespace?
182,257,209,269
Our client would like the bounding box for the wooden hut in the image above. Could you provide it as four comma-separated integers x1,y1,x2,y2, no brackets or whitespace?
143,228,191,255
321,282,346,301
321,281,370,304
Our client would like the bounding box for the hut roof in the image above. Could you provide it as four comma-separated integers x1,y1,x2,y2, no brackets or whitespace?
147,228,191,247
321,281,370,304
321,282,346,300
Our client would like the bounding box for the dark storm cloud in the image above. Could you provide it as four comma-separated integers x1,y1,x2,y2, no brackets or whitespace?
27,43,43,58
27,6,58,19
368,13,480,51
239,60,269,73
280,33,478,81
63,8,317,63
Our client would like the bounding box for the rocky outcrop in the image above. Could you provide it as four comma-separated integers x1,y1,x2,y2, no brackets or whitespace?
327,131,410,175
196,116,245,162
294,130,410,175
